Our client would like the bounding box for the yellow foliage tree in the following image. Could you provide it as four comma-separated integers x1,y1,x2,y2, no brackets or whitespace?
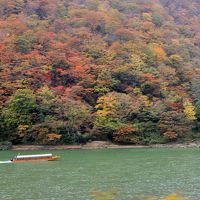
143,13,152,21
95,96,116,118
151,43,166,61
169,54,182,67
139,95,152,107
47,133,62,141
130,54,145,68
98,0,109,11
171,39,180,46
18,124,29,137
183,100,196,121
164,193,186,200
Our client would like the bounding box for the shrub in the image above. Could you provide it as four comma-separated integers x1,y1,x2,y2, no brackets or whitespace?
113,125,138,144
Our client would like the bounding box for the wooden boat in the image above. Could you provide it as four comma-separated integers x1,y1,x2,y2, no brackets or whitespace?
11,153,59,163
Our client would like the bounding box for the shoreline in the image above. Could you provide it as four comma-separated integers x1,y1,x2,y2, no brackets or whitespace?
11,141,200,151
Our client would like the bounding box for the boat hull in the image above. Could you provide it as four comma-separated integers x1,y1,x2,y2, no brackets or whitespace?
0,161,12,164
12,156,60,163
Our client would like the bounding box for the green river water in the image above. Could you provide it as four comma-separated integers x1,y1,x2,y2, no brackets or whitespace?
0,148,200,200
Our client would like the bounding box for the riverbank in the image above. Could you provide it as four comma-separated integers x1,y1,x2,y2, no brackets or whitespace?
11,141,200,151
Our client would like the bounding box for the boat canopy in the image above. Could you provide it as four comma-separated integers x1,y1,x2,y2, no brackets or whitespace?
15,154,53,159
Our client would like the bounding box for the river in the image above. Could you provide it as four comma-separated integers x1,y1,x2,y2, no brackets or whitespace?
0,148,200,200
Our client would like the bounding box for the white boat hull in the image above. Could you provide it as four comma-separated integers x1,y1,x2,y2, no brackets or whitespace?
0,161,12,164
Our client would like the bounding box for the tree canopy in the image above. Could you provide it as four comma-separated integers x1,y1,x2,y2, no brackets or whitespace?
1,0,200,144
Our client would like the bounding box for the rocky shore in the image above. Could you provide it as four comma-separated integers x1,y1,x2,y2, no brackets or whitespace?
11,141,200,151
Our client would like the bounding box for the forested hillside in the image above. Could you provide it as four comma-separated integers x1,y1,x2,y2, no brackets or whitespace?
1,0,200,145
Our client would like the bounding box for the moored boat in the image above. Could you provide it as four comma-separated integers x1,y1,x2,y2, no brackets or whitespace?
11,153,59,163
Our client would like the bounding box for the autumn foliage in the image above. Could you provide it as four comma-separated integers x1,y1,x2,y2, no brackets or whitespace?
1,0,200,144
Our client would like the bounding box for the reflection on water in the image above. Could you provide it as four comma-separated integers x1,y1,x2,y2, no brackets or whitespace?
0,148,199,200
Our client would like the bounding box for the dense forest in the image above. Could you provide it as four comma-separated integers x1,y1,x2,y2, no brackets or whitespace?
1,0,200,145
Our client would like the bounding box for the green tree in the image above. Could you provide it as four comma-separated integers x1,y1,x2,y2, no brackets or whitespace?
93,92,140,140
15,36,32,53
36,85,57,116
2,89,41,142
157,111,191,141
44,97,91,144
152,14,163,27
2,89,39,127
195,101,200,121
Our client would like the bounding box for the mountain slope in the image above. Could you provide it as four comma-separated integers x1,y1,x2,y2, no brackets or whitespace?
0,0,200,144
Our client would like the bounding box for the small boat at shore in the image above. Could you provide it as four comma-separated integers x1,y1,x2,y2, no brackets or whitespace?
10,153,60,163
